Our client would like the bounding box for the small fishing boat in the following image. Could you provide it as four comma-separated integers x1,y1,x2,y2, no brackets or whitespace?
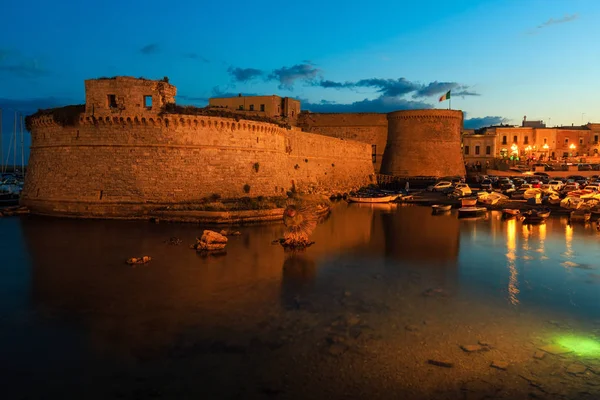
502,209,521,218
478,192,507,206
560,196,584,210
521,208,551,224
523,188,543,200
547,194,561,205
457,207,487,218
431,204,452,213
570,210,591,223
347,195,395,203
461,197,478,207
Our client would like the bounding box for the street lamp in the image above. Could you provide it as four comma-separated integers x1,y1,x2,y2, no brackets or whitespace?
569,143,576,160
543,143,549,160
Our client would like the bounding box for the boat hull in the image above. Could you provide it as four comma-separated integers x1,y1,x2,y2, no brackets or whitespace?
458,207,487,218
347,195,395,204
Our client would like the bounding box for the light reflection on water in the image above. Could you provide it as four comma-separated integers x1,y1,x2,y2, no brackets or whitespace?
1,203,600,397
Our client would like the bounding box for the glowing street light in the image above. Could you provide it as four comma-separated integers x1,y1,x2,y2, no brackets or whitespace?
510,143,518,154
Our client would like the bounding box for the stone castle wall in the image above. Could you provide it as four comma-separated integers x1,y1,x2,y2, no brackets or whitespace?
22,114,373,217
380,110,465,177
297,113,388,173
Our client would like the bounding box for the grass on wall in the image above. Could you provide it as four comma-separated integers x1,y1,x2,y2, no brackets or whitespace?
25,104,86,131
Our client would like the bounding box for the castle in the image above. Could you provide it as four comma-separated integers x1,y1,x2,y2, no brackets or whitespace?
22,76,465,218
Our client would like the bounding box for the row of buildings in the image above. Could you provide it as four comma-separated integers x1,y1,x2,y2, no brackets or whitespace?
461,117,600,166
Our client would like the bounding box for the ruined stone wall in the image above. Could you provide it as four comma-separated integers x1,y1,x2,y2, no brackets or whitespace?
380,110,465,177
22,114,373,217
85,76,176,115
297,113,388,173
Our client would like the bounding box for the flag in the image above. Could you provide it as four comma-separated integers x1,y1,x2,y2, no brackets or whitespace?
439,90,451,102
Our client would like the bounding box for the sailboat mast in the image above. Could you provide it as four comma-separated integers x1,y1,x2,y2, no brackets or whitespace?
0,108,3,174
20,114,24,175
13,111,17,173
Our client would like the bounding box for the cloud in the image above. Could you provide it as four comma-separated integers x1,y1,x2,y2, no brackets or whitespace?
314,77,479,98
463,116,507,129
537,14,578,29
140,44,159,55
268,63,321,90
183,53,209,62
452,90,480,97
413,81,461,97
227,67,264,82
0,49,48,78
301,96,432,113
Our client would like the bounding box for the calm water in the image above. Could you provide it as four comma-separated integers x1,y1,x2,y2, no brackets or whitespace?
1,203,600,399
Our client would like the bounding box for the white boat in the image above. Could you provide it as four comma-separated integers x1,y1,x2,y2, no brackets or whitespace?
458,207,487,218
347,195,395,203
523,188,542,200
560,196,584,210
478,192,507,206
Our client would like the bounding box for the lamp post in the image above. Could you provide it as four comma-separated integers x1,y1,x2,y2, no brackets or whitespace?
569,143,576,162
543,143,549,161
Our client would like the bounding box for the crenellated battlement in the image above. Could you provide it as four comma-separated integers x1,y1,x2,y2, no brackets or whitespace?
387,109,463,121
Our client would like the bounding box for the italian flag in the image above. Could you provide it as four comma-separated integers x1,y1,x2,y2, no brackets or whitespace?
439,90,451,102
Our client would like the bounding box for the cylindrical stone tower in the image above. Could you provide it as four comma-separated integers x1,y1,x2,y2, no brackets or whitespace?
380,109,465,177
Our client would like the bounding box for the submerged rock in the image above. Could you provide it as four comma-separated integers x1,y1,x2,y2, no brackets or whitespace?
428,359,454,368
126,256,152,265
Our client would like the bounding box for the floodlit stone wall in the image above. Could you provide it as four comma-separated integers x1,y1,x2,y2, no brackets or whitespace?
23,111,373,217
297,113,388,173
381,109,465,177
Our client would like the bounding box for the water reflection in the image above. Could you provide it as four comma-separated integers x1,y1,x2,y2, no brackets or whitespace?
280,250,317,309
505,218,519,305
3,204,600,398
379,205,460,266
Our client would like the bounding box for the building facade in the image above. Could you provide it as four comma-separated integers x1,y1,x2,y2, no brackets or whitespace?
209,95,301,125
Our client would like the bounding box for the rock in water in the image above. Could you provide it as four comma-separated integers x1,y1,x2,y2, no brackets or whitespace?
201,230,228,244
282,198,318,248
194,230,228,252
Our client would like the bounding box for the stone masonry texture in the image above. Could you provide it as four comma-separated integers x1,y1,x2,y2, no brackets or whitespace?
380,109,466,177
23,78,374,218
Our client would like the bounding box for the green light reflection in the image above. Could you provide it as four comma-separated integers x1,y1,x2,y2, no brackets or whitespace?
556,335,600,356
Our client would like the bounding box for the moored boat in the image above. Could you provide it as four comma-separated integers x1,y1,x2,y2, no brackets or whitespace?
560,196,584,210
431,204,452,213
461,197,478,207
502,209,521,218
570,210,591,223
347,195,395,203
521,207,551,224
457,207,487,218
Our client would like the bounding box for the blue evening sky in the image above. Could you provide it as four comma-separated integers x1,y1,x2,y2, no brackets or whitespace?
0,0,597,162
